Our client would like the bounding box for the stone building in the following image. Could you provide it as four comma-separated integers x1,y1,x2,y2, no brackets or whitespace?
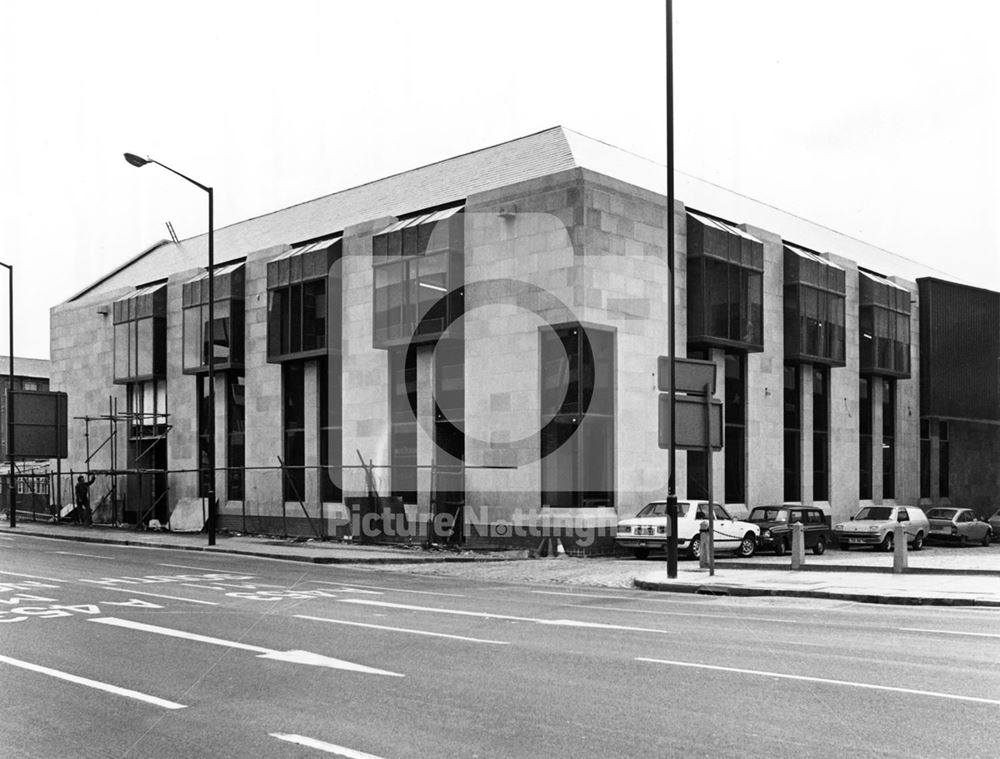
49,127,999,551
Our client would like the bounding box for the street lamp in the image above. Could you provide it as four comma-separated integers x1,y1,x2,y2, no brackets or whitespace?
124,154,216,546
0,262,13,528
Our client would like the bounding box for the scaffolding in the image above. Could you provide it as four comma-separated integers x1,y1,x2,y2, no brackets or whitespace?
74,395,172,527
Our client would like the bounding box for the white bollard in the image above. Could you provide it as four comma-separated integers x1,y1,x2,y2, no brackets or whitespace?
699,521,710,569
790,522,805,570
892,522,908,574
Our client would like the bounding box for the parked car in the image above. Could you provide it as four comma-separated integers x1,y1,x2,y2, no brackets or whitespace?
746,505,831,555
832,506,929,551
925,507,992,546
615,501,759,560
988,509,1000,539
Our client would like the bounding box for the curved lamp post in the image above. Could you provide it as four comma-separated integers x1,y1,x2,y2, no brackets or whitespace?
124,154,216,546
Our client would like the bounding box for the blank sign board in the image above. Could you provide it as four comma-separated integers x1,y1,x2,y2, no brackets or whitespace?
657,394,723,451
3,390,68,459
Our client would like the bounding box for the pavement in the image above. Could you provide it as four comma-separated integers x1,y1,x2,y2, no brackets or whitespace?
3,516,1000,607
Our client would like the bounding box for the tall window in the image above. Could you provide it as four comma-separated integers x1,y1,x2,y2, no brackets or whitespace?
389,348,417,504
197,376,211,498
114,284,166,383
813,368,829,501
319,359,342,503
783,364,801,502
724,352,746,504
919,420,931,499
859,378,873,499
540,325,615,509
282,363,306,501
882,378,896,499
686,212,764,352
372,207,464,348
227,374,245,501
434,337,465,509
939,421,950,498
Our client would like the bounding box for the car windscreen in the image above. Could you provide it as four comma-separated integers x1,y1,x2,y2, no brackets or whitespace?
749,507,787,522
635,502,691,518
855,507,893,521
926,508,958,520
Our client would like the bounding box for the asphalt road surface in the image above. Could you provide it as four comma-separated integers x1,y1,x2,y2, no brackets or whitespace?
1,532,997,758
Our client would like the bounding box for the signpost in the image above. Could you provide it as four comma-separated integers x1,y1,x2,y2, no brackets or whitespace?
658,357,722,575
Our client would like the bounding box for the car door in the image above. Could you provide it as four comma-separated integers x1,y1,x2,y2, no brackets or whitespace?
710,502,739,549
788,509,806,546
897,508,913,541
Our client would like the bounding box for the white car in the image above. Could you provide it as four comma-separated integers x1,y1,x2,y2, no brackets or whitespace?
832,505,929,551
616,501,759,560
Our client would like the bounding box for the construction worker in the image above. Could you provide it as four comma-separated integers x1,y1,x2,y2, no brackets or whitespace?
75,474,96,525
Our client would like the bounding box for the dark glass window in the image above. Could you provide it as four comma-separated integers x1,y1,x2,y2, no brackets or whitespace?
859,272,911,378
783,364,801,502
686,212,764,352
783,246,846,366
882,379,896,499
227,374,245,501
372,208,464,349
127,380,168,439
197,376,211,498
182,264,245,374
939,421,950,498
282,363,306,502
813,367,829,501
859,377,873,499
433,337,465,511
267,239,341,363
113,284,166,383
724,352,746,504
319,358,342,503
389,347,417,504
540,325,615,509
920,419,930,498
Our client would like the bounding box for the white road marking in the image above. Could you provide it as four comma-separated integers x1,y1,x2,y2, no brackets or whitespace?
531,590,635,601
0,570,63,582
636,658,1000,706
159,563,224,571
51,552,114,559
270,733,385,758
89,617,403,676
340,599,672,633
309,580,460,597
566,604,802,625
900,627,1000,639
296,614,510,644
0,653,186,710
97,587,219,606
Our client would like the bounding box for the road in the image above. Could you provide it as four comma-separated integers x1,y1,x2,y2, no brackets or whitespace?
1,531,997,758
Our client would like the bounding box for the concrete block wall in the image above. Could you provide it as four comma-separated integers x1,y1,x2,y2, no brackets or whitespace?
827,253,861,523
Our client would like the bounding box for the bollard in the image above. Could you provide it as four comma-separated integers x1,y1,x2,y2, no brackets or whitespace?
790,521,805,570
892,522,908,574
699,520,710,569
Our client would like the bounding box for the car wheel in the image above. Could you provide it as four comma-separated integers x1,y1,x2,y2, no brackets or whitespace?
983,531,992,547
688,537,701,560
880,533,894,552
632,548,650,560
812,536,827,556
911,532,924,551
773,538,787,557
736,533,756,558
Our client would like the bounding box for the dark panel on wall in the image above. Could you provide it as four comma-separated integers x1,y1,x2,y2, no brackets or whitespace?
919,278,1000,420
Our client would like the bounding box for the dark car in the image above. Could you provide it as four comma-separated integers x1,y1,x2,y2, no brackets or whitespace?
746,505,831,555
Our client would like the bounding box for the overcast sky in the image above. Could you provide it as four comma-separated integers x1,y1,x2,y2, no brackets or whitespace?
1,0,997,360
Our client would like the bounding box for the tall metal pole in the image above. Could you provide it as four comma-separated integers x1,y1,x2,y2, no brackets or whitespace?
207,188,216,546
3,263,14,528
123,153,215,545
665,0,678,578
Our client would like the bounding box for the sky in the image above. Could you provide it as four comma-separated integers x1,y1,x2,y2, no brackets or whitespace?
1,0,997,360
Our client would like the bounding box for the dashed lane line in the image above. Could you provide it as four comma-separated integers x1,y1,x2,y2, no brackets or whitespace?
0,653,186,710
309,580,463,597
270,733,385,758
636,658,1000,706
295,614,510,644
900,627,1000,639
95,586,219,605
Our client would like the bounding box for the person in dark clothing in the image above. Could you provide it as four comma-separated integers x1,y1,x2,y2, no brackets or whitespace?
75,474,96,525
